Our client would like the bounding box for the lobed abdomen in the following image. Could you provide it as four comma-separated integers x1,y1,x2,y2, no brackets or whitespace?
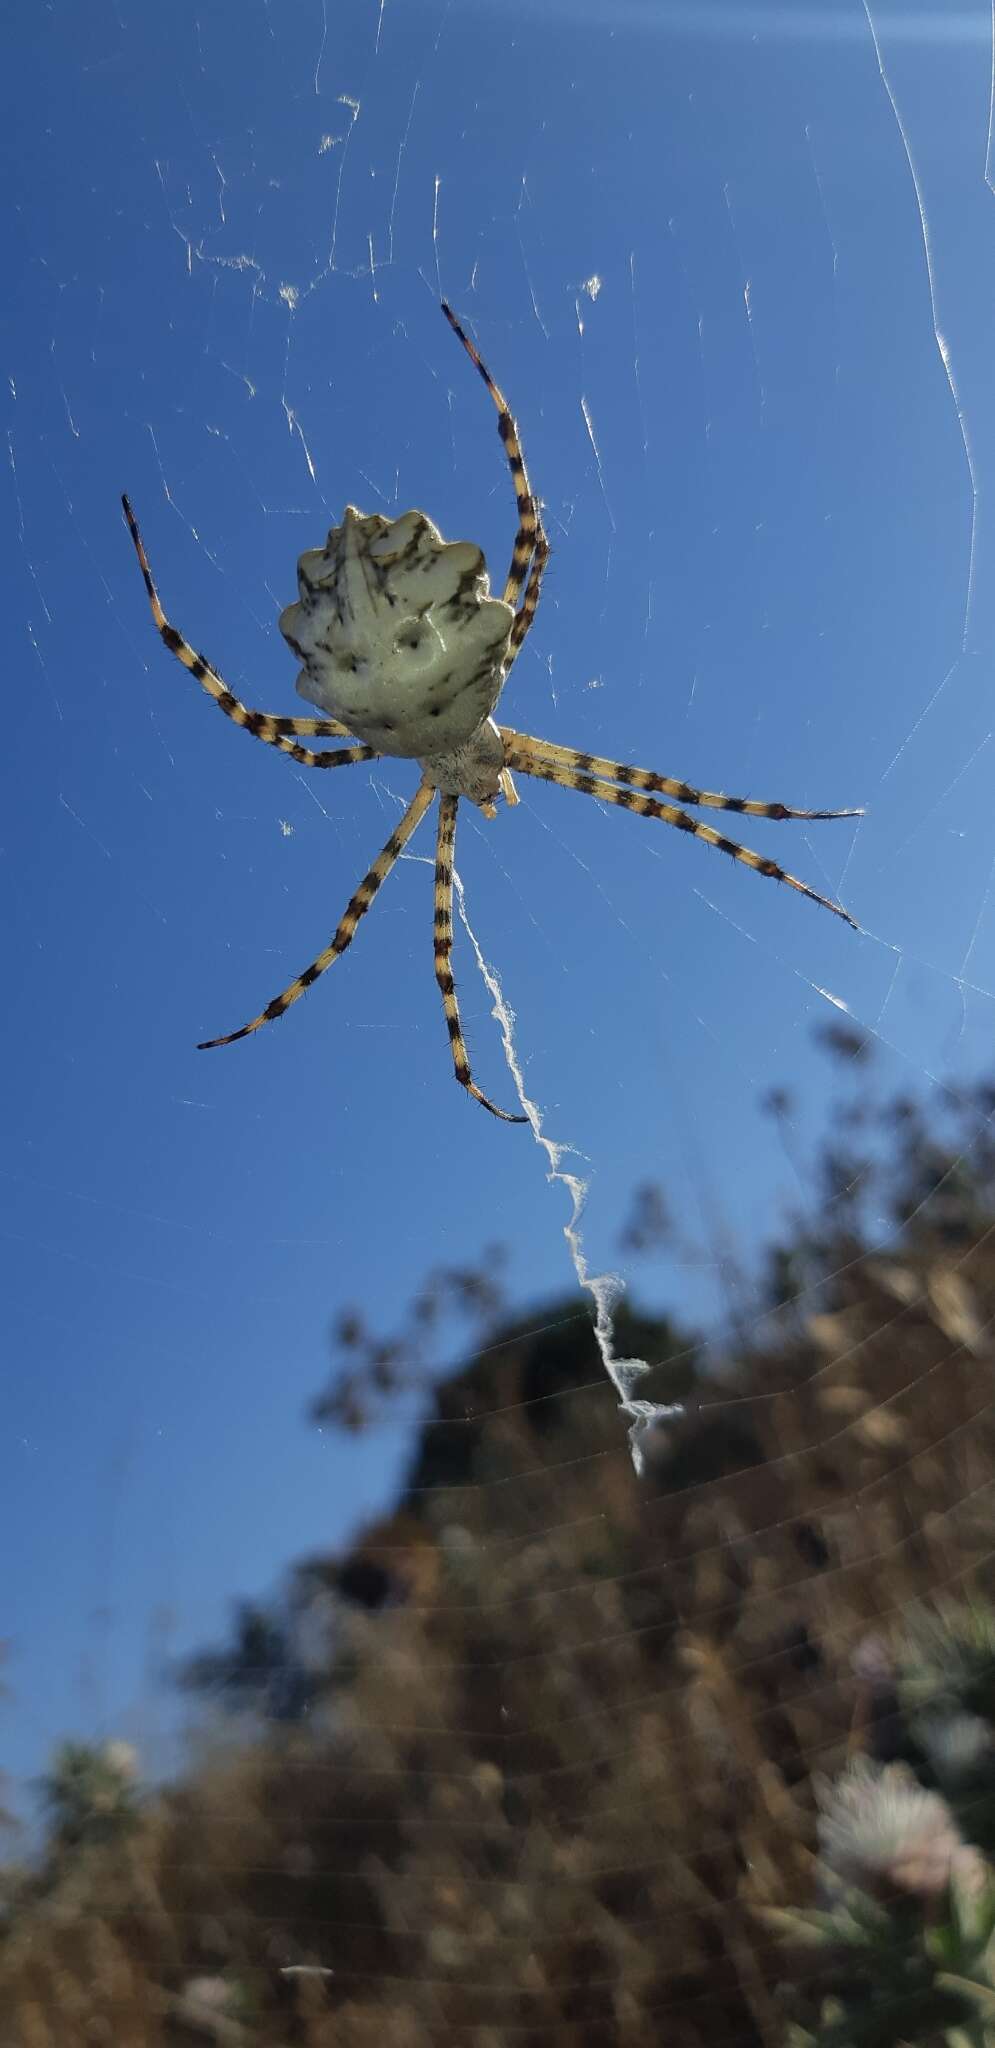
279,505,513,756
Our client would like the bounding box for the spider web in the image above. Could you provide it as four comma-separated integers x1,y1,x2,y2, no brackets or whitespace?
3,0,995,2036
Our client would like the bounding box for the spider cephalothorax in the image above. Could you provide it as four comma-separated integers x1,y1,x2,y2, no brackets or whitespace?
123,301,860,1124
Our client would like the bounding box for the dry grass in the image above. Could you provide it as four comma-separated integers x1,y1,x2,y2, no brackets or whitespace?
3,1056,994,2045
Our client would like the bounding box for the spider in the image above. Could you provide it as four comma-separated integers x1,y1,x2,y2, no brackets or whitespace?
123,301,860,1124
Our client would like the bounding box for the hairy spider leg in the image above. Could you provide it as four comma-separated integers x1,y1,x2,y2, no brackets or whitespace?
199,781,437,1048
499,729,864,822
433,795,527,1122
440,303,550,656
121,496,375,769
502,735,858,927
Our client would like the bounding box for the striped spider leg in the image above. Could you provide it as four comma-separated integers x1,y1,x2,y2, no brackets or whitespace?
433,794,527,1122
121,496,375,771
443,306,859,926
441,302,550,656
500,729,861,925
196,774,524,1120
198,781,437,1049
440,300,552,818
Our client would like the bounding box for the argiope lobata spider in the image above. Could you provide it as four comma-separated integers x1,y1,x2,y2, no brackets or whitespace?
123,302,860,1124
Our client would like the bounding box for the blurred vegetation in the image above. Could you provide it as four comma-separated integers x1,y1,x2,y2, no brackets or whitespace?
3,1037,995,2045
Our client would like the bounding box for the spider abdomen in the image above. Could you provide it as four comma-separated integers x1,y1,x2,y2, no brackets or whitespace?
280,506,513,758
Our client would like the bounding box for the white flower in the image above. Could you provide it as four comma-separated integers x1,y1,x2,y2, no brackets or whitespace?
817,1759,972,1903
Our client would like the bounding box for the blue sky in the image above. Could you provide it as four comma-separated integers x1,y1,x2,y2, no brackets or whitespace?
3,0,995,1814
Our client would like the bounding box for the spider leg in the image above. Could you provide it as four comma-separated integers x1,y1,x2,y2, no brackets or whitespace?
433,795,528,1123
503,736,858,927
440,303,550,651
499,729,863,822
198,781,437,1048
508,523,551,658
122,496,369,766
